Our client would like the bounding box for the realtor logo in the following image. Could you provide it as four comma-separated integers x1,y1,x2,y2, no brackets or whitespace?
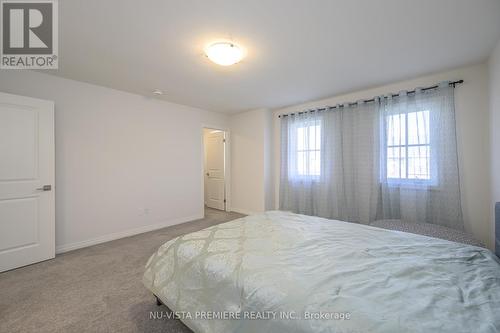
1,0,58,69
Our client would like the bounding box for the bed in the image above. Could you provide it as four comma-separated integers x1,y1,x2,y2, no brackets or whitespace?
143,211,500,333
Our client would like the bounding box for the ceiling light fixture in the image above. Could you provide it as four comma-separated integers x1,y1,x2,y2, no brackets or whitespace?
152,89,163,95
205,42,244,66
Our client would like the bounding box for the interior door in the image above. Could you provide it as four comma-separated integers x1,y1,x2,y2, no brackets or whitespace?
205,131,225,210
0,92,55,273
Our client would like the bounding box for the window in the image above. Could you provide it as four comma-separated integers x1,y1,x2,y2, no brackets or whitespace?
386,110,433,184
294,122,321,177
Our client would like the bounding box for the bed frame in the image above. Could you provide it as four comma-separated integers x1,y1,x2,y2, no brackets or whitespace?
154,294,164,306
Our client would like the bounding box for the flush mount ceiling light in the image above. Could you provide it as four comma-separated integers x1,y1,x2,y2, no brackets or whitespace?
205,42,244,66
152,89,163,95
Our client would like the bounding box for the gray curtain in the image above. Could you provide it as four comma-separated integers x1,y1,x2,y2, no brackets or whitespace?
377,82,463,229
280,100,380,224
280,82,464,230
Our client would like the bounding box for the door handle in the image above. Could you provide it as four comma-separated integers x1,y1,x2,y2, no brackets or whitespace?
206,173,209,176
36,185,52,191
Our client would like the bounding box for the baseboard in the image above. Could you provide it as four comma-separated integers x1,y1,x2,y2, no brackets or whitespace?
230,207,258,216
55,213,204,254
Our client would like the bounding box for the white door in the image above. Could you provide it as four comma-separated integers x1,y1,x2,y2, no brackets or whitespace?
205,131,225,210
0,92,55,273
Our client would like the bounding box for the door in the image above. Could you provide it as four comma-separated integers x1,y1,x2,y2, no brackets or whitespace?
205,130,225,210
0,92,55,273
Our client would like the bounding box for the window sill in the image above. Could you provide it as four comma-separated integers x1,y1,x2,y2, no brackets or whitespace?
289,176,322,182
382,181,439,191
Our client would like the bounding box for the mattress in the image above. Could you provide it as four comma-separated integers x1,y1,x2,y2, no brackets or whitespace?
143,211,500,333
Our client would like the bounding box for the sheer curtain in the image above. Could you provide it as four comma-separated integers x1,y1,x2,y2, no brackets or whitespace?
280,81,464,230
280,100,380,224
378,82,463,229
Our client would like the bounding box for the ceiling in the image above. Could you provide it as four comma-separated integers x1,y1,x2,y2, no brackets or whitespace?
51,0,500,113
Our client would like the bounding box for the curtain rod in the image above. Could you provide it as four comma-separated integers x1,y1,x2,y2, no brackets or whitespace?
278,79,463,118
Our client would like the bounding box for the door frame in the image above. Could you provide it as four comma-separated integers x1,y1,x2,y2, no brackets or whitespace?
201,124,231,214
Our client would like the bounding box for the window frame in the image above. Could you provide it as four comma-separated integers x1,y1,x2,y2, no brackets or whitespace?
384,110,437,187
289,120,322,180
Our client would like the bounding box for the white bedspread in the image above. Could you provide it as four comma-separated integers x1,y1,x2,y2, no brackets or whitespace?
143,211,500,333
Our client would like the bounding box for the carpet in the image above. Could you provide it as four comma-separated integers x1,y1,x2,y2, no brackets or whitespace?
0,208,243,333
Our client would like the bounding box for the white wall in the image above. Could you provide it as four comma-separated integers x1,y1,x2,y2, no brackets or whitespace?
0,71,228,253
273,63,493,248
489,39,500,251
263,108,274,211
230,108,273,214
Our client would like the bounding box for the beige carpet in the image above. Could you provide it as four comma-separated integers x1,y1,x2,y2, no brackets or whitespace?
0,208,244,333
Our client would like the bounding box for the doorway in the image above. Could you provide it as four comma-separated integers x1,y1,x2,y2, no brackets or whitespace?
203,128,227,211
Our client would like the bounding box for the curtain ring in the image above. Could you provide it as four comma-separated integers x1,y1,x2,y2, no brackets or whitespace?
439,81,450,88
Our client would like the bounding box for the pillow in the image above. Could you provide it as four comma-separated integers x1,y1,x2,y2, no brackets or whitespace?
370,219,485,248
